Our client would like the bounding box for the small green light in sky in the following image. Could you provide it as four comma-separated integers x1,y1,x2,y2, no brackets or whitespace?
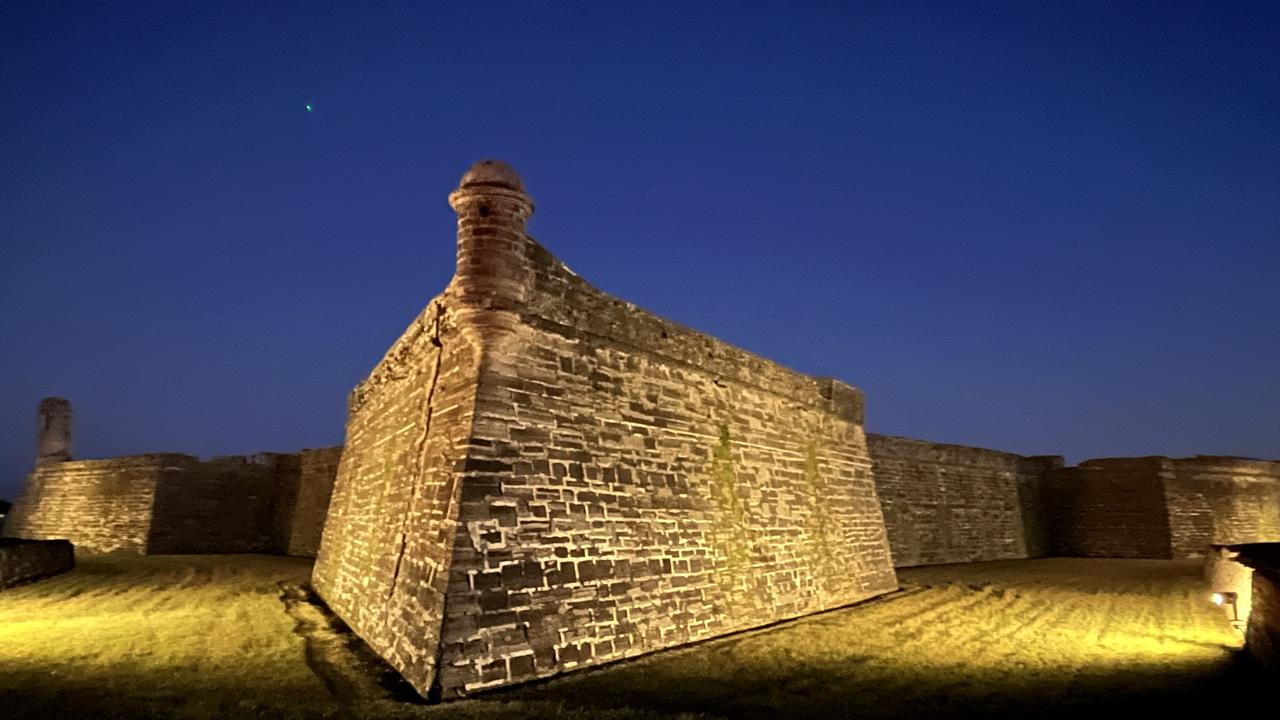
305,104,313,112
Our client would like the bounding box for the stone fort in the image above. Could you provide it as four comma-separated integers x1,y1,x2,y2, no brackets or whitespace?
5,161,1279,698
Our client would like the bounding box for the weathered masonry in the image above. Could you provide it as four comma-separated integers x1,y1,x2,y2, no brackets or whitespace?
0,539,74,589
3,399,341,557
1046,456,1280,560
311,161,899,699
870,443,1280,566
867,434,1058,567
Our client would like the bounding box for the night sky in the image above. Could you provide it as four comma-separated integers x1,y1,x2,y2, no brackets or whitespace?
2,2,1278,500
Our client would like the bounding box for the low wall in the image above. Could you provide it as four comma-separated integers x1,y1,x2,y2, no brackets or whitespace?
2,455,182,553
4,449,341,556
0,538,74,589
1170,457,1280,555
867,434,1059,567
865,438,1280,565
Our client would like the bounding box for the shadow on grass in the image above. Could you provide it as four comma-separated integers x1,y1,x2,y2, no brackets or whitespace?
1,557,1263,720
496,649,1268,720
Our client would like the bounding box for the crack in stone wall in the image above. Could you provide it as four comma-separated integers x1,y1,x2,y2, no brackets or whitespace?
385,303,447,613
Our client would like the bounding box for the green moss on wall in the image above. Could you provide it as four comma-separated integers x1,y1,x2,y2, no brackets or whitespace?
804,442,839,585
709,423,751,605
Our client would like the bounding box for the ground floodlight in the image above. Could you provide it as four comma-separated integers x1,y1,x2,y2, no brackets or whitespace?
1212,591,1240,624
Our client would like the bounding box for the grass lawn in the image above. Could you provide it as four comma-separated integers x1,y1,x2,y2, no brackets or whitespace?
0,555,1261,719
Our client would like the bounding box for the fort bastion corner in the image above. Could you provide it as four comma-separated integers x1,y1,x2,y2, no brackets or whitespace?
310,160,897,698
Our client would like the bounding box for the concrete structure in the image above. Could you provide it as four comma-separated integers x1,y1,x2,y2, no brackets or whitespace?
869,439,1280,566
311,161,898,699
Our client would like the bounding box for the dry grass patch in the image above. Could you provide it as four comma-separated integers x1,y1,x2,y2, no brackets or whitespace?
0,555,1261,719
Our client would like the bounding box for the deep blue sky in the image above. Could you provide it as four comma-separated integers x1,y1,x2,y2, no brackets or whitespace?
2,2,1278,499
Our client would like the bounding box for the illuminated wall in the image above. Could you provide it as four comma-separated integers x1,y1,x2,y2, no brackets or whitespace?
3,449,341,556
276,446,344,557
868,434,1058,566
311,161,898,699
0,538,74,589
311,293,486,694
1168,457,1280,556
1046,458,1176,558
4,455,181,553
1046,456,1280,559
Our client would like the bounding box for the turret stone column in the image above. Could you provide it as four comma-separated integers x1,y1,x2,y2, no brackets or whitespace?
447,160,535,309
36,397,72,467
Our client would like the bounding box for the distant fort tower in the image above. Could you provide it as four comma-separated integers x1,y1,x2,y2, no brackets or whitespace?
36,397,72,466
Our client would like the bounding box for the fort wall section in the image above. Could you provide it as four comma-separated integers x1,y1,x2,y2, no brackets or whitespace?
312,296,486,693
312,161,898,699
1043,457,1280,559
867,434,1058,566
1170,457,1280,553
3,448,342,556
0,539,74,589
1045,458,1175,558
4,455,180,553
146,454,292,554
867,440,1279,565
436,236,897,696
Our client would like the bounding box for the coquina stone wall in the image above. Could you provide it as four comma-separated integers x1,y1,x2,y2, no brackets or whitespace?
1045,457,1280,559
867,434,1059,567
0,538,74,589
1168,457,1280,557
3,455,186,553
312,161,898,700
3,448,341,556
313,293,486,693
276,446,344,557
